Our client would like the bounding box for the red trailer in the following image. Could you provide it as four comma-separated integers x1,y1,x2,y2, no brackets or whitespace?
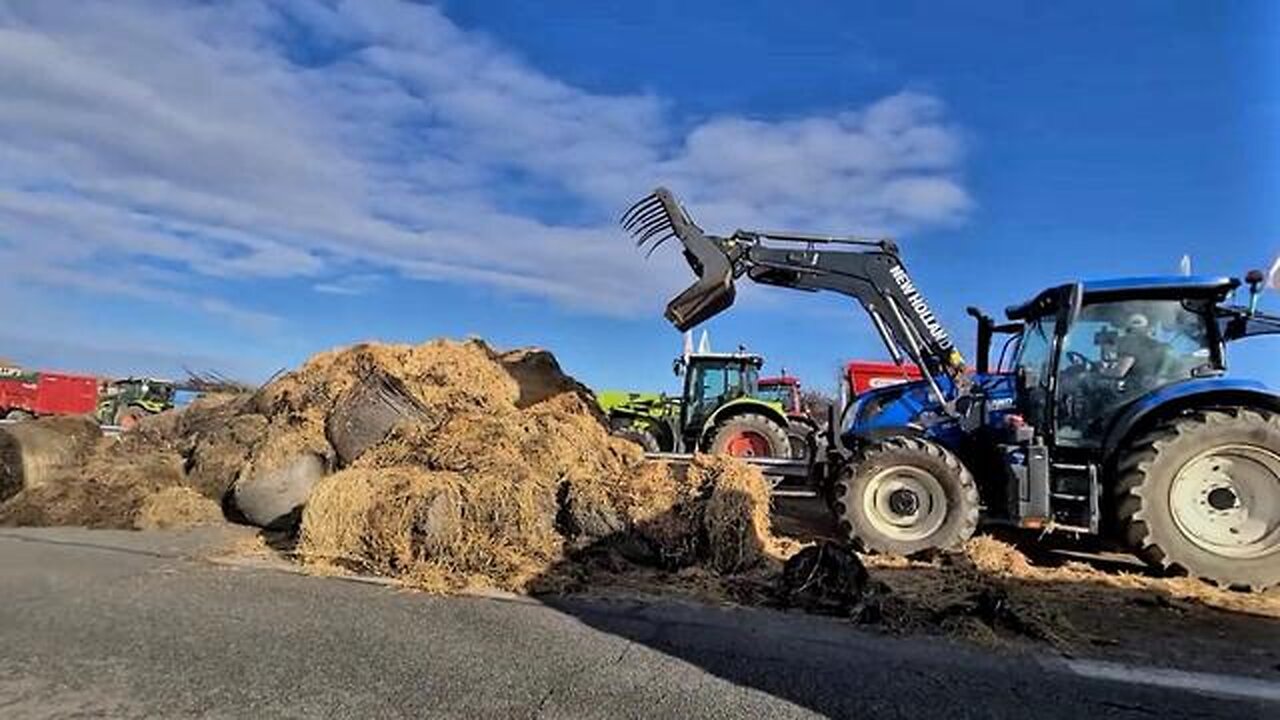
0,367,101,420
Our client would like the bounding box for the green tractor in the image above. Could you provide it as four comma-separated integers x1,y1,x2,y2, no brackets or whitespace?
97,377,176,429
598,352,797,458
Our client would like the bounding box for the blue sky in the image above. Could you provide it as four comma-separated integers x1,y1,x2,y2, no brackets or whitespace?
0,0,1276,394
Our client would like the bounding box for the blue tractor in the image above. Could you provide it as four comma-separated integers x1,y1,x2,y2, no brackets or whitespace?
624,188,1280,589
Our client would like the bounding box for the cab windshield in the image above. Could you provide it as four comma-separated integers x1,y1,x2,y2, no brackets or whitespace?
686,362,759,424
755,383,792,406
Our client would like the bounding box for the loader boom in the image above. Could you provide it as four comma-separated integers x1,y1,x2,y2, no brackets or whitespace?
622,188,968,399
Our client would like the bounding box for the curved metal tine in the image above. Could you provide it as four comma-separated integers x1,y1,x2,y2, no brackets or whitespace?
631,214,673,239
623,203,667,232
620,194,661,225
627,215,670,240
634,219,674,246
620,194,656,224
643,232,675,258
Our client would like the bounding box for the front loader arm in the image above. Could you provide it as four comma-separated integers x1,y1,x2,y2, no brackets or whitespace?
622,188,968,396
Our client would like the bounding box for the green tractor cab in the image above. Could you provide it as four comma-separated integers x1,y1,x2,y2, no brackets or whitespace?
599,352,795,458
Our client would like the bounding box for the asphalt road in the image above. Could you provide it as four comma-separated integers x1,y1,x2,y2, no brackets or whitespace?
0,527,1274,719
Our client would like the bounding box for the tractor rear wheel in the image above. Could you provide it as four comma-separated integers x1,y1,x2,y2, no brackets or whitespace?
1115,409,1280,590
834,436,979,556
707,413,790,458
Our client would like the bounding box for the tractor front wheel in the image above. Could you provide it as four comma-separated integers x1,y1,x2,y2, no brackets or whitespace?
707,413,791,458
834,436,979,556
1115,409,1280,591
613,425,661,453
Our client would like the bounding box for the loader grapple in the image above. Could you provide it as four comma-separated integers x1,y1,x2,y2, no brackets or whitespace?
621,188,736,331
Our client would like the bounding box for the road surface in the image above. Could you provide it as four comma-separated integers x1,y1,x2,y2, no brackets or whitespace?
0,527,1275,718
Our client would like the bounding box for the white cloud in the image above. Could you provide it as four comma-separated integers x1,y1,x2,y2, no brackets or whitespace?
0,0,970,330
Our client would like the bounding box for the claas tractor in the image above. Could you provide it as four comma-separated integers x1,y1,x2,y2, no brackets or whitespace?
598,351,797,458
97,377,176,429
623,187,1280,589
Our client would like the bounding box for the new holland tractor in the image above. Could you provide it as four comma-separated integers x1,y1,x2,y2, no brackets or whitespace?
598,351,796,458
622,187,1280,589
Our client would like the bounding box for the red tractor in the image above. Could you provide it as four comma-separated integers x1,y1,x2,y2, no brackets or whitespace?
757,374,821,461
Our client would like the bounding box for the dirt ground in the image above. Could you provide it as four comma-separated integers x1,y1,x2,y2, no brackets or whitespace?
770,496,1280,678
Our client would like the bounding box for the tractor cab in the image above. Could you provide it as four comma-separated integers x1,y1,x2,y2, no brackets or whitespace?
674,352,766,434
757,375,803,416
1000,276,1239,448
98,376,177,427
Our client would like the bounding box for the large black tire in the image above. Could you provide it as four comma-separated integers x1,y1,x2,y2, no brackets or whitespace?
785,418,818,462
833,436,979,555
706,413,791,458
1115,408,1280,590
612,425,661,453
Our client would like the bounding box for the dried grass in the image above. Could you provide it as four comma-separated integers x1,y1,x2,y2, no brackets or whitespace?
134,486,223,530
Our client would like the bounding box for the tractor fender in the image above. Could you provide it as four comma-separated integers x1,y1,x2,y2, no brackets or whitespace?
699,398,790,443
1101,377,1280,461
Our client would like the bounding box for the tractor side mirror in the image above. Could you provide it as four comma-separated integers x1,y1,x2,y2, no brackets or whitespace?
1245,268,1266,315
672,358,685,377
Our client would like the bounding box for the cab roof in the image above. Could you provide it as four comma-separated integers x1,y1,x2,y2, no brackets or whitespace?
686,352,764,365
1006,275,1239,320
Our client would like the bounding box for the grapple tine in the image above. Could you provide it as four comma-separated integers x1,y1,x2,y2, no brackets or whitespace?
620,194,662,226
618,186,736,331
622,207,670,233
635,221,673,246
643,232,675,258
633,215,672,241
622,204,666,232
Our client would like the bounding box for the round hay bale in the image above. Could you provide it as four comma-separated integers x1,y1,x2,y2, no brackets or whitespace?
326,370,428,466
695,455,773,574
233,452,327,530
0,416,100,502
299,468,464,579
185,413,268,499
555,480,627,542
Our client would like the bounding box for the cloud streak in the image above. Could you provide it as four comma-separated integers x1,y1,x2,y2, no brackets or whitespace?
0,0,970,330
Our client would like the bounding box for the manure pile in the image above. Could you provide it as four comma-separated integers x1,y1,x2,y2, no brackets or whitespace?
0,340,781,593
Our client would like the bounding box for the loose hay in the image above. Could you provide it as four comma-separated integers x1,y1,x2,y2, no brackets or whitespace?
134,486,223,530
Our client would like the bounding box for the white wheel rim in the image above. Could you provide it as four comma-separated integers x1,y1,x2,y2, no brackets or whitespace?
861,466,948,542
1169,443,1280,560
